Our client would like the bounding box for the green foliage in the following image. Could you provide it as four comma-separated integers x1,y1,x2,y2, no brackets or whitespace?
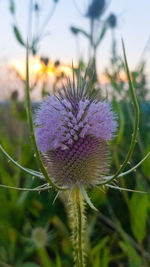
70,27,90,39
9,0,15,14
13,25,25,46
100,247,110,267
92,237,110,267
120,241,142,267
0,89,150,267
95,22,107,48
129,191,149,243
9,1,59,55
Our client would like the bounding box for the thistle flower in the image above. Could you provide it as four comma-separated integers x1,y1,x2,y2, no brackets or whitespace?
34,74,117,188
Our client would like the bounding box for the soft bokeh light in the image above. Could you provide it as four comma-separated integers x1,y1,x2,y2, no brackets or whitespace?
98,70,128,84
11,56,72,81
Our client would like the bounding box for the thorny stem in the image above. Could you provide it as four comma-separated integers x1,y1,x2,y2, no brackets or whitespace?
69,187,86,267
126,102,144,153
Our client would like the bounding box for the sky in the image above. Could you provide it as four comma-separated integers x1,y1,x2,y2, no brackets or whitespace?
0,0,150,74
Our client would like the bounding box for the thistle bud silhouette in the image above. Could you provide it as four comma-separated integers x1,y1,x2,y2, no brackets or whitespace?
86,0,106,19
107,13,117,29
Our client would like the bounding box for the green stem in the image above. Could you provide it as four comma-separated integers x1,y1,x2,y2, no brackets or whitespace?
69,187,86,267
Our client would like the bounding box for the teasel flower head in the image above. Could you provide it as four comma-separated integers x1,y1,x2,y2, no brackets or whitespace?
86,0,107,19
107,13,117,29
34,71,117,188
0,41,147,207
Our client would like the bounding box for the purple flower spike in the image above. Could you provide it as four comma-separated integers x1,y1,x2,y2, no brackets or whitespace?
35,72,117,186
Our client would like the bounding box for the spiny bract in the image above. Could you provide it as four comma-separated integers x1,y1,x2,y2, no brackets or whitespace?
35,73,117,187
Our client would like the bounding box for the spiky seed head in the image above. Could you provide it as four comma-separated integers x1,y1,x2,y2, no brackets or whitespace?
86,0,106,19
35,70,117,187
107,13,117,29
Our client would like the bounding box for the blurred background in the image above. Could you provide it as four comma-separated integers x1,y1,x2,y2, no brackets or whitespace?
0,0,150,266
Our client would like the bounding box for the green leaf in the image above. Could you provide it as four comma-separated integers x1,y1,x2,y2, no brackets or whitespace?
129,192,149,243
9,0,15,14
91,236,109,256
101,247,110,267
13,25,25,46
95,22,107,48
92,237,110,267
56,251,61,267
70,26,90,39
93,254,100,267
120,241,142,267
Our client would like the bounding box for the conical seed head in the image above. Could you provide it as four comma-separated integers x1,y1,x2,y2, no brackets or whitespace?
35,75,117,187
43,136,109,186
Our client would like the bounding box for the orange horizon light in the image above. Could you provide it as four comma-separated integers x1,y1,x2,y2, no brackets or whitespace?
11,56,72,81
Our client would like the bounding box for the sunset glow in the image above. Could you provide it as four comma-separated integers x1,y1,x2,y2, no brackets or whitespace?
99,70,128,84
11,56,72,81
